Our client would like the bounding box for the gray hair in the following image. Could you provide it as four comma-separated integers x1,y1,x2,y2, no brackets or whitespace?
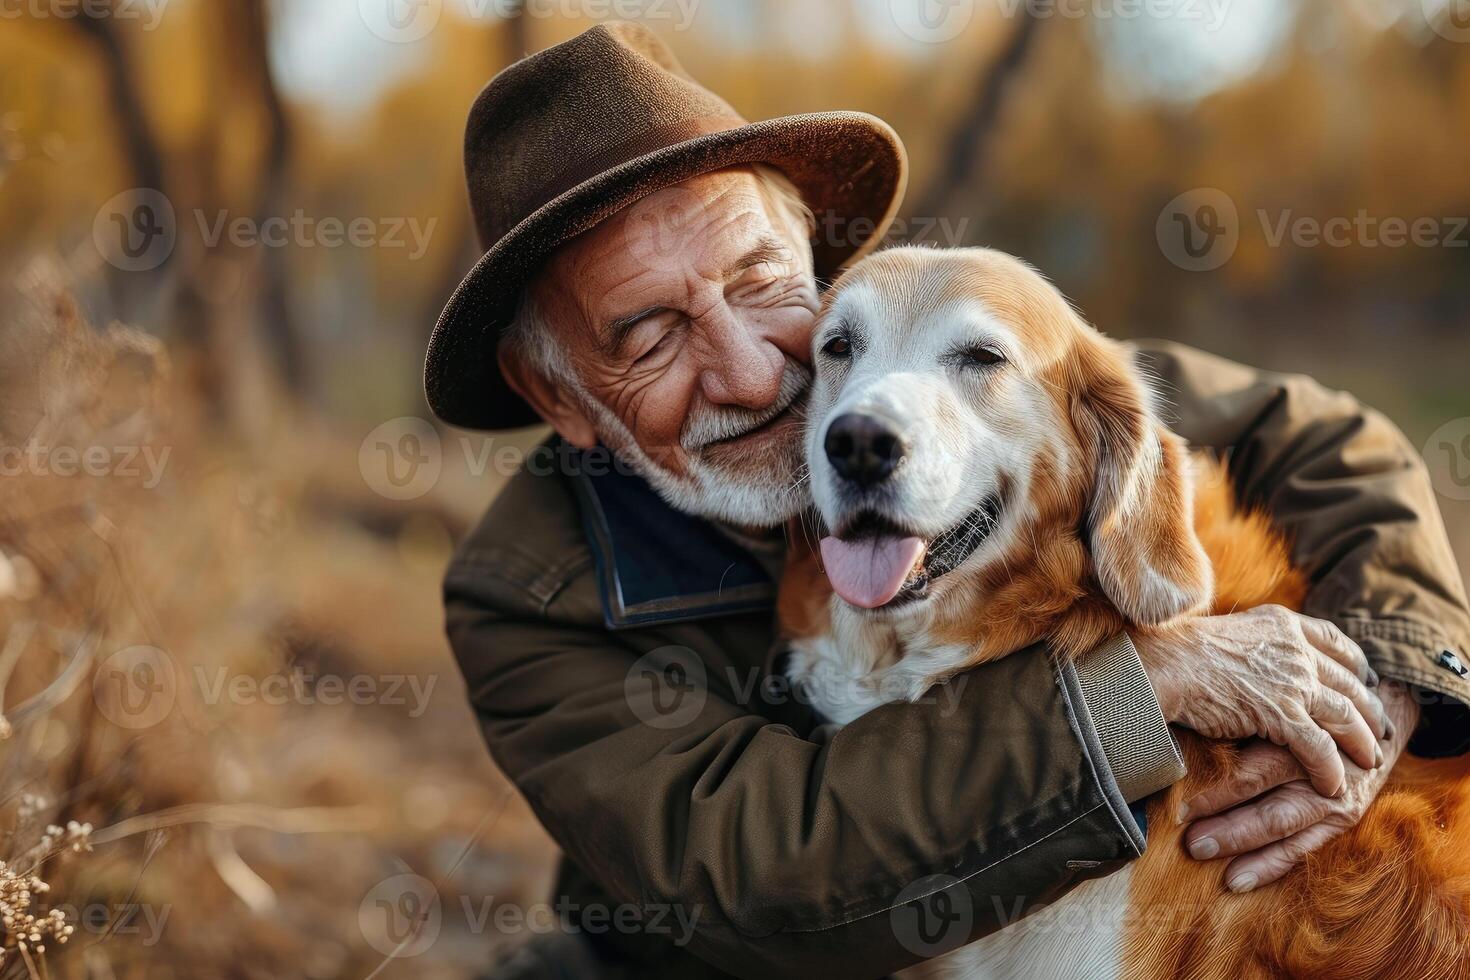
504,163,816,382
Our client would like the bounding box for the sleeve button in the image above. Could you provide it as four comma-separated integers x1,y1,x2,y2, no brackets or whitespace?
1437,650,1467,677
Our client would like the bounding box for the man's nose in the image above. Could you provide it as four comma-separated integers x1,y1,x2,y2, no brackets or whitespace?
824,413,907,487
698,317,784,409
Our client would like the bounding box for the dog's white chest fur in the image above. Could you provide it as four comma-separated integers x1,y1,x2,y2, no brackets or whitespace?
785,599,973,725
785,599,1125,980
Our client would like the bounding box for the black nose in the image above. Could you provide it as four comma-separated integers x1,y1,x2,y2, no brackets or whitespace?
824,413,906,487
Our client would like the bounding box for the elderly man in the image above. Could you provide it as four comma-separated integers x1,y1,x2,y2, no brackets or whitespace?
429,23,1470,980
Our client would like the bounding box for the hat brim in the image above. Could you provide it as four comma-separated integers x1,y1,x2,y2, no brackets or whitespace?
424,111,908,431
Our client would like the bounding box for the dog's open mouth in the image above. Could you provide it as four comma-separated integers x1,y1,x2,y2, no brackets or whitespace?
818,495,1003,609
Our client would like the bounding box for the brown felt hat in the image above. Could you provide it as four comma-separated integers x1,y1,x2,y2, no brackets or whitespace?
424,21,908,430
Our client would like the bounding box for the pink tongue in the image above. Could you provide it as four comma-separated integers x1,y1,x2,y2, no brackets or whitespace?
819,535,926,609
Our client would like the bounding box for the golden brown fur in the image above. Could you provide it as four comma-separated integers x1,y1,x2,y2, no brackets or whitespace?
780,247,1470,978
1123,456,1470,980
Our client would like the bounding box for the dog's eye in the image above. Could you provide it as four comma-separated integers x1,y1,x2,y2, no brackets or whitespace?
956,345,1006,368
822,336,852,358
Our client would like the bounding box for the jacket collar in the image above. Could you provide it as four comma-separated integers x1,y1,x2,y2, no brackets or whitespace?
568,450,777,630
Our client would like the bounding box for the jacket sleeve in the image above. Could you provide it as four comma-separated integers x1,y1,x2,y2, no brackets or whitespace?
444,555,1182,979
1135,339,1470,756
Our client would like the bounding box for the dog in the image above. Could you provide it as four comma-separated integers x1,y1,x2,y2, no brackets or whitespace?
778,247,1470,979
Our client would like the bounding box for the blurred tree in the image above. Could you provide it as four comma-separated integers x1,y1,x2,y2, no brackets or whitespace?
229,0,306,399
70,1,165,203
423,1,532,343
909,6,1043,227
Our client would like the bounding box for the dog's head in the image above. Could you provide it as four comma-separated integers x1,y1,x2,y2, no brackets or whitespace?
806,246,1211,627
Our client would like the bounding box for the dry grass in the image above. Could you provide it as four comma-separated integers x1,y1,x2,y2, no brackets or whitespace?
0,266,557,979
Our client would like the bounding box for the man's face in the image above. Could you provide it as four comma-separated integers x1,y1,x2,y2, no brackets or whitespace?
521,168,819,526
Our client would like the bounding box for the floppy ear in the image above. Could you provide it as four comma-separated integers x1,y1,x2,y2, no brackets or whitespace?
1069,335,1212,626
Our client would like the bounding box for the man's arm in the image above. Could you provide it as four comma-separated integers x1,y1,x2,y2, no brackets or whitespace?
1132,339,1470,889
446,553,1180,979
1135,339,1470,751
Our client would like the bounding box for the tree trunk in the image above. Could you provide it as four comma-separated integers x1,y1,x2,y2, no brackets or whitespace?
908,10,1044,229
231,0,309,400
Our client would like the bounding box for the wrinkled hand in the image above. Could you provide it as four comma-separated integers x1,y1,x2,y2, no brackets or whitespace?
1178,682,1418,892
1134,606,1389,797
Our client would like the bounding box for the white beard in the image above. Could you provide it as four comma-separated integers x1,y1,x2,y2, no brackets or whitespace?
568,364,810,528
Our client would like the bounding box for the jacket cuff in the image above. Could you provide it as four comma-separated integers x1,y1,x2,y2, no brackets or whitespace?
1056,633,1186,850
1339,616,1470,758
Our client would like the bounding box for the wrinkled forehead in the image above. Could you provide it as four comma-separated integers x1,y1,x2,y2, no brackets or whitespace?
822,248,1081,365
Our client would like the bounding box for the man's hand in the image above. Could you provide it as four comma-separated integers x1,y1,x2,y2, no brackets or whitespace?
1134,606,1390,797
1177,682,1419,892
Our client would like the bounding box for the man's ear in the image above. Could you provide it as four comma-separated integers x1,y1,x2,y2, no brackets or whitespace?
1069,334,1212,626
497,343,598,449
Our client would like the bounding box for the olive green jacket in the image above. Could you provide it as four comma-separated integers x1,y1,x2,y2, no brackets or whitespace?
444,340,1470,979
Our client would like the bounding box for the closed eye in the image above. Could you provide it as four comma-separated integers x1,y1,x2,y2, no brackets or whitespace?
951,345,1006,369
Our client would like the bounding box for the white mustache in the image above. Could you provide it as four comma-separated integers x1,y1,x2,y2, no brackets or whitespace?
682,359,811,451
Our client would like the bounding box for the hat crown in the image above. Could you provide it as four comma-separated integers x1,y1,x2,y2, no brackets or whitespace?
465,22,746,247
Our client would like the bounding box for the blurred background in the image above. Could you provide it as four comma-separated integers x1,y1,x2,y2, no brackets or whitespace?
1,0,1468,976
